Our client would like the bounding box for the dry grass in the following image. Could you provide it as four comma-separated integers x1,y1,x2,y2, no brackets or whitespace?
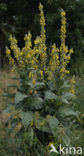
0,70,19,110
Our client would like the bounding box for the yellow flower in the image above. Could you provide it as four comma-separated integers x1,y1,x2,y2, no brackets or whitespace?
32,79,36,85
60,68,65,73
31,60,34,65
61,26,66,33
29,72,32,78
69,49,74,54
56,55,59,59
71,89,75,94
6,48,11,55
70,78,75,84
40,70,43,76
65,70,69,74
34,37,41,45
61,11,66,17
67,55,70,60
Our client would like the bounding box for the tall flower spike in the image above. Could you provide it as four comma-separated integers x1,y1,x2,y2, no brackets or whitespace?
60,9,70,79
60,9,66,45
48,44,59,80
38,3,47,71
6,47,15,71
22,32,32,64
9,35,20,61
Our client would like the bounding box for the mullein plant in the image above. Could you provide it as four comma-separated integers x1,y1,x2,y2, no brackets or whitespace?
4,3,79,155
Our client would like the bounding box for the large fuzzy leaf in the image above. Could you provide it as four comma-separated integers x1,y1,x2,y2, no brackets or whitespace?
20,111,33,127
47,116,59,133
35,117,51,133
59,107,79,118
62,92,75,100
35,116,59,134
26,81,34,88
27,97,44,110
45,90,58,101
59,92,75,104
60,97,69,104
15,92,29,104
60,80,70,90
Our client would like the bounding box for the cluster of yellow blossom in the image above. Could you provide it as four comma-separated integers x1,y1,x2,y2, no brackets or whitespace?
6,3,74,84
59,10,74,79
9,35,21,60
48,44,59,79
6,47,14,66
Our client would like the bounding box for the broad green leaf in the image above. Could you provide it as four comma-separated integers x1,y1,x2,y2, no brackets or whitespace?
60,97,69,104
15,92,29,104
59,92,75,104
20,111,33,127
35,116,59,134
27,97,44,109
26,81,34,88
62,92,75,100
45,90,58,101
60,80,70,89
35,117,51,133
59,107,79,118
46,116,59,133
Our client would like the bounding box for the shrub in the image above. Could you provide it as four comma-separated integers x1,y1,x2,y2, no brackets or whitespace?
4,3,78,155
